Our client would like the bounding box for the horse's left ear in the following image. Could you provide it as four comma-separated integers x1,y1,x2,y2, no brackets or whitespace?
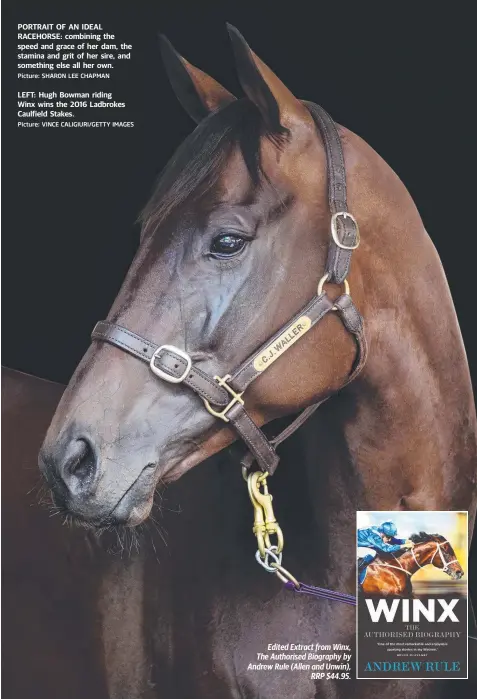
227,24,314,136
159,34,236,124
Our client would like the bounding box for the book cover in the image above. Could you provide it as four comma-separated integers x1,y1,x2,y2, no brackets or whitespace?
357,511,468,679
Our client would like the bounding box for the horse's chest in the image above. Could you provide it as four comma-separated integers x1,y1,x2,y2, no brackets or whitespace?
205,592,350,699
164,590,427,699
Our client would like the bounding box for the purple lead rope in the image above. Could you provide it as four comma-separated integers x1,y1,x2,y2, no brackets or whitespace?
284,581,356,606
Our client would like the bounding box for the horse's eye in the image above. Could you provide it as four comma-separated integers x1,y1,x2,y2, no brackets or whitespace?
210,234,246,258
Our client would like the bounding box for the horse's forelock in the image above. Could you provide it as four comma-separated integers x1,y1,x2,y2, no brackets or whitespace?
139,99,273,239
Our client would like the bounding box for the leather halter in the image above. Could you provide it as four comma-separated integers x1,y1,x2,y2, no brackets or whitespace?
91,103,367,476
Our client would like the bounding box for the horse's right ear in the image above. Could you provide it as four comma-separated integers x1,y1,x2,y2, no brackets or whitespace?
159,35,236,124
227,24,314,138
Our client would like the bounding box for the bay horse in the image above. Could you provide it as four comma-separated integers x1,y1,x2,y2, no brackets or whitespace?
37,25,477,698
361,533,464,597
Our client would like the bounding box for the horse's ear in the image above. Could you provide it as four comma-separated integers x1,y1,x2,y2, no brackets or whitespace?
226,24,313,135
159,35,236,124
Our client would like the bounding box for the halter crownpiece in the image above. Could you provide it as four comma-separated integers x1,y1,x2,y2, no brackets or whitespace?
91,103,367,476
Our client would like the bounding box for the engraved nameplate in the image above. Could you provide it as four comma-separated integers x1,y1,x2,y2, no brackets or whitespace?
253,316,312,372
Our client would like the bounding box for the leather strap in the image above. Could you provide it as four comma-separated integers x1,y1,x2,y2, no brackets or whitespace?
227,403,280,474
305,102,359,284
271,403,322,448
229,293,334,393
92,321,230,407
93,291,334,406
239,402,323,472
92,321,281,473
333,294,368,384
92,293,335,475
91,294,366,476
239,297,367,473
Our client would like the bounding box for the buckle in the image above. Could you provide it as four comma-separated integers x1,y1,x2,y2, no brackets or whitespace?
203,374,244,423
150,345,192,384
331,211,360,250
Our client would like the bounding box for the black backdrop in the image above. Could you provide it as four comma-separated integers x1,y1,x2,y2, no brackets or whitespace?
2,1,476,388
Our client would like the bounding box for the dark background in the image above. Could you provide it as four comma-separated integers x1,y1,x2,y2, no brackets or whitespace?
2,1,476,388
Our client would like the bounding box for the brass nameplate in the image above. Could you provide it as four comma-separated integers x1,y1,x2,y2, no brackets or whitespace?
253,316,312,372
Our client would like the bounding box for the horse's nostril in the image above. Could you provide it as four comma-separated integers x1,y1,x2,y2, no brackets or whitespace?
61,437,98,492
66,439,93,479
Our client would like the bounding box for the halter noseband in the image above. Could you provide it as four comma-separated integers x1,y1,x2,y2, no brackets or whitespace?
91,103,367,476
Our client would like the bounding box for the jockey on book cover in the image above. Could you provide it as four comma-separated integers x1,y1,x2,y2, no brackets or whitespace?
357,521,415,585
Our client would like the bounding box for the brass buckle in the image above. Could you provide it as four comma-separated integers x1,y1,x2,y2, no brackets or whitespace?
247,471,284,558
202,374,244,423
331,211,360,250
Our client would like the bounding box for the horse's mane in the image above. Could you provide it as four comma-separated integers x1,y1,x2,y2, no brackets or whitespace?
409,531,443,544
140,98,284,237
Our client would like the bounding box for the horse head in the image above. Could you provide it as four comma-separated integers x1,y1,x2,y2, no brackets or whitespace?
410,533,464,580
39,27,365,526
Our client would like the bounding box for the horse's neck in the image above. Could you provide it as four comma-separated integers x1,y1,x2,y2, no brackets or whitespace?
277,330,474,589
415,543,438,568
339,297,477,514
273,410,364,590
338,136,477,512
384,550,418,576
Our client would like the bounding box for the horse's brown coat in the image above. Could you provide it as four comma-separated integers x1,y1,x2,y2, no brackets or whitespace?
362,537,464,596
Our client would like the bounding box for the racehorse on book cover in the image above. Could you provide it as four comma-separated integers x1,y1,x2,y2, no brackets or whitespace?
360,533,465,597
5,24,477,699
